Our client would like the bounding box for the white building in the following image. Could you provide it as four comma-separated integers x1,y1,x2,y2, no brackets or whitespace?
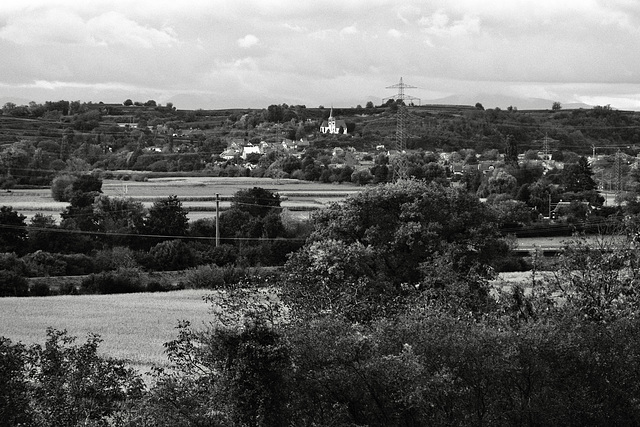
320,108,348,135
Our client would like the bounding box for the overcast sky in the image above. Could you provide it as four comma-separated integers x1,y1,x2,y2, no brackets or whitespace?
1,0,640,110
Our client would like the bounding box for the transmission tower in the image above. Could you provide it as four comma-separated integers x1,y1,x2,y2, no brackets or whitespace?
537,133,556,161
385,77,419,180
614,149,623,196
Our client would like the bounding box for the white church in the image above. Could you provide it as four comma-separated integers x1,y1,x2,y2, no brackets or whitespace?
319,108,348,135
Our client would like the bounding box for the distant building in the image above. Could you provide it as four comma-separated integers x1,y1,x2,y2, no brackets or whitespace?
241,144,261,159
320,108,348,135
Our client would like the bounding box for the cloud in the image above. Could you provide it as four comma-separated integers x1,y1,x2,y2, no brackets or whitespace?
0,8,176,48
419,10,480,37
340,25,358,36
388,29,402,38
87,12,177,48
284,23,306,32
237,34,259,48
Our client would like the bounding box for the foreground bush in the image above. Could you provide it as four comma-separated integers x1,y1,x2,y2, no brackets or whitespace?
0,329,144,426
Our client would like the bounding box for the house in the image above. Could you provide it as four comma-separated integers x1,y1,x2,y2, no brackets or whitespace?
241,144,261,160
220,149,239,160
320,108,348,135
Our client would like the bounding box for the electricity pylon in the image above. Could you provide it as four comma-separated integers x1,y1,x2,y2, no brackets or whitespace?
385,77,419,181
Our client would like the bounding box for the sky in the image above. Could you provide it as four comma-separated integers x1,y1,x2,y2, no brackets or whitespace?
1,0,640,110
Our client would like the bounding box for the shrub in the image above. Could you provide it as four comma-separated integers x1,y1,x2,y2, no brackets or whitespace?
30,282,51,296
62,253,96,275
50,174,77,202
183,264,226,289
94,247,140,271
0,253,28,275
0,270,29,297
81,268,146,294
59,282,78,295
22,251,67,277
149,239,194,271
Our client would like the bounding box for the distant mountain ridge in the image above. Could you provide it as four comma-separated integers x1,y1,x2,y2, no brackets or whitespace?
426,94,592,110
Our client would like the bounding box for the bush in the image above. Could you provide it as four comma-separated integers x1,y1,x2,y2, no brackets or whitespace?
149,239,195,271
94,247,140,271
30,282,51,296
0,270,29,297
0,253,28,276
22,251,67,277
183,264,226,289
59,282,78,295
62,253,96,275
81,268,146,294
50,174,77,202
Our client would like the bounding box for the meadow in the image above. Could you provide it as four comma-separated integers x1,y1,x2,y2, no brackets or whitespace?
0,289,214,371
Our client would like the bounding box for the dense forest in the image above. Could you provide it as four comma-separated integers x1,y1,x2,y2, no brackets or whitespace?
4,100,640,425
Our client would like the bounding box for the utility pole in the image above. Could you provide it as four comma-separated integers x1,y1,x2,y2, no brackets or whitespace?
216,193,220,247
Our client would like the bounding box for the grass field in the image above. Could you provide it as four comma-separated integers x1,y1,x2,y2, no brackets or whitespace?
0,290,214,371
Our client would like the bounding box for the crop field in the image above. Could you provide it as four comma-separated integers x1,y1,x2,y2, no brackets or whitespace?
0,176,362,222
0,289,214,371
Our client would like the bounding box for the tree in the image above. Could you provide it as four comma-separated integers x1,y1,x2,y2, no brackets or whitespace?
265,104,284,123
232,187,281,218
475,102,485,110
93,195,146,247
562,156,597,193
123,99,133,106
282,181,509,321
144,195,189,240
60,174,103,232
552,101,562,111
0,206,27,253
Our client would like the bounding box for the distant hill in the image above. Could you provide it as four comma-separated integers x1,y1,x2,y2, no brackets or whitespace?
427,94,592,111
0,96,33,107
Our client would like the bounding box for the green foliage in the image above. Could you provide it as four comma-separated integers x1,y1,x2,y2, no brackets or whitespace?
29,329,144,426
281,181,510,322
0,270,28,296
0,338,31,426
561,156,597,193
81,267,170,294
550,231,640,322
0,205,27,253
232,186,281,218
28,213,62,253
144,195,189,239
149,239,195,271
183,264,226,289
92,195,145,246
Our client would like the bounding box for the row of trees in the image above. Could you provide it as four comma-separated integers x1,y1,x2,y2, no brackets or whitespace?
0,180,308,297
